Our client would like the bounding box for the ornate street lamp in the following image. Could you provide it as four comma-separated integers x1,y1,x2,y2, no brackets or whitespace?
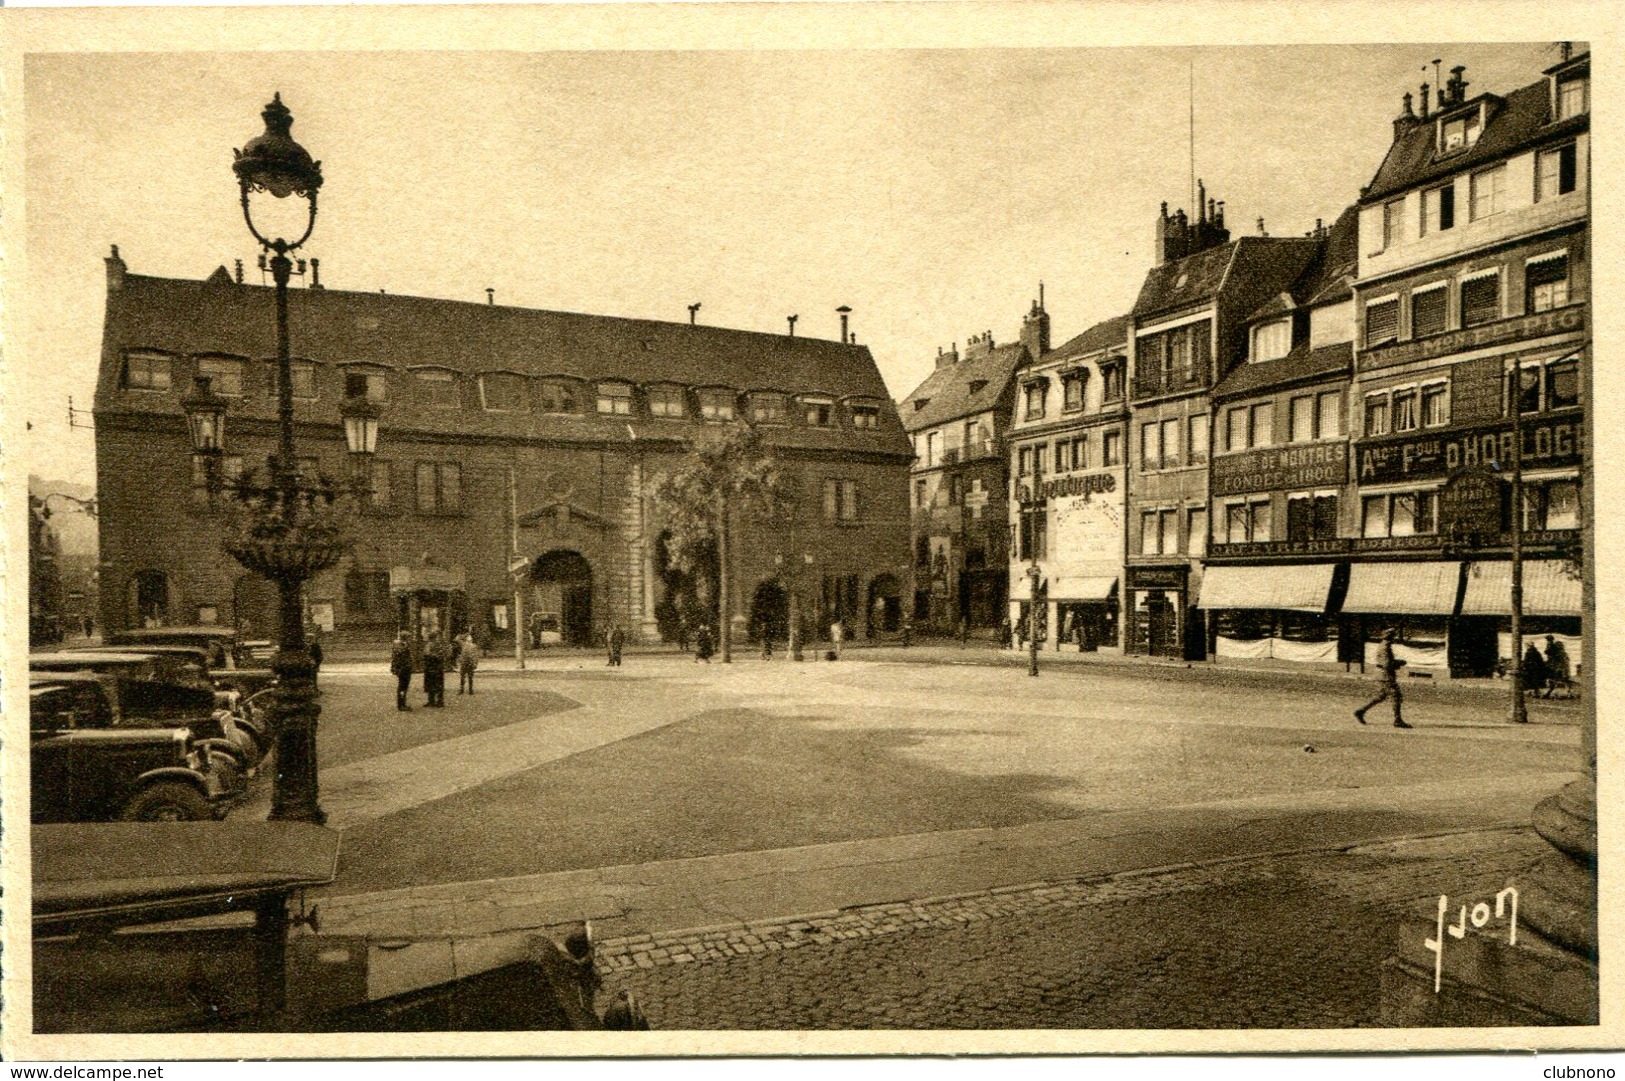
189,93,373,824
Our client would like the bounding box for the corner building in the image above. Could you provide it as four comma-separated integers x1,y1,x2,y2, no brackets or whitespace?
1126,194,1319,658
1347,53,1587,675
94,252,913,648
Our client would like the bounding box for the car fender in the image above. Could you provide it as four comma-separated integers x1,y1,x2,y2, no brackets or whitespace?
128,766,223,808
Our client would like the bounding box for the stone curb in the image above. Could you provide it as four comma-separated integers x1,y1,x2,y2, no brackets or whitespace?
593,825,1530,974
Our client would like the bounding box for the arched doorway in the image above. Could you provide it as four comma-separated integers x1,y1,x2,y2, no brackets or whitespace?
233,574,279,639
868,573,902,635
129,569,170,628
749,580,788,642
531,550,593,646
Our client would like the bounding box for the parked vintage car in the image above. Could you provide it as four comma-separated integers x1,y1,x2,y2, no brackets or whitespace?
106,626,278,696
69,642,253,714
29,651,263,774
30,674,237,823
32,822,649,1032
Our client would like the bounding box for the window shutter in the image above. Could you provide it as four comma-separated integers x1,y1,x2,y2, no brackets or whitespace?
1313,495,1339,538
1287,497,1313,542
1461,275,1500,327
1438,185,1455,230
1412,288,1448,337
1365,299,1399,344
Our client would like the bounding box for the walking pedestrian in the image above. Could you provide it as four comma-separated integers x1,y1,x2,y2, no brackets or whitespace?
607,625,625,667
761,620,775,661
390,632,414,712
831,618,845,660
1355,628,1411,728
1543,635,1571,697
694,623,714,663
456,631,480,694
307,625,324,688
1000,618,1013,650
1521,641,1549,698
423,632,449,707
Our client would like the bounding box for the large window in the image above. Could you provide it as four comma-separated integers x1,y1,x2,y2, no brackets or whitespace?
1421,184,1455,235
1224,499,1271,544
1461,273,1501,328
1134,324,1209,395
539,380,579,414
416,369,458,409
1470,165,1506,220
596,382,633,415
749,392,788,423
1361,490,1437,538
698,389,737,421
1412,286,1448,337
1365,298,1399,346
1527,255,1570,312
1522,479,1581,530
823,478,859,522
1187,414,1209,464
1286,493,1339,542
1141,508,1179,555
1536,144,1578,202
479,372,528,412
1381,199,1406,251
415,461,462,514
1512,357,1581,413
647,385,686,417
1102,430,1123,466
124,352,172,391
344,368,388,402
197,356,244,397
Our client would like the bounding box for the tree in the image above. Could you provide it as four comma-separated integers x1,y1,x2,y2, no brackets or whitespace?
651,423,786,663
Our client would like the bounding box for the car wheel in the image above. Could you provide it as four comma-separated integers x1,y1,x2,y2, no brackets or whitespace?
119,781,214,822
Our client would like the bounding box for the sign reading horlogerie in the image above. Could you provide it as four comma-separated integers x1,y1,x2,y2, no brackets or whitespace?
1357,412,1583,484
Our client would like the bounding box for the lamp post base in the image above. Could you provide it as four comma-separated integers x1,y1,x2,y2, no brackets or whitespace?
266,646,326,826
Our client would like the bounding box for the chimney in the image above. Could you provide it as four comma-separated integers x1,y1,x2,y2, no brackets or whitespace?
105,244,126,292
1216,201,1226,230
936,343,960,370
1420,82,1431,118
688,302,701,325
787,314,798,337
486,288,495,305
1394,91,1419,141
234,259,245,284
1447,65,1468,104
1561,41,1573,62
1021,284,1051,358
1257,217,1268,237
1198,179,1207,223
309,257,322,290
837,305,851,343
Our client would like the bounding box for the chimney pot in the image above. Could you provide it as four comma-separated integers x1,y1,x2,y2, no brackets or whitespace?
688,302,701,325
1257,217,1267,237
788,314,798,337
234,259,244,284
309,257,321,289
1420,82,1431,118
486,288,495,305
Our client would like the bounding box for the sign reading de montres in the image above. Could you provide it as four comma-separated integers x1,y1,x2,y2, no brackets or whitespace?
1212,442,1346,498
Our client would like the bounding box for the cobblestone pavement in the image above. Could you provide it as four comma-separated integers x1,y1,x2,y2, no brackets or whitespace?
599,827,1550,1029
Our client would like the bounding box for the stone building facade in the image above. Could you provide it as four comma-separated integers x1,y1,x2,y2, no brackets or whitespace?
94,252,913,648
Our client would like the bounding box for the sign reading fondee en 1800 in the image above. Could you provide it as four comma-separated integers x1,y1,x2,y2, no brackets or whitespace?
1211,442,1348,497
1356,412,1583,485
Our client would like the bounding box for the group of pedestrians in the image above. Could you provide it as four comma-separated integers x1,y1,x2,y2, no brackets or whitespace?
1354,630,1575,728
390,630,481,711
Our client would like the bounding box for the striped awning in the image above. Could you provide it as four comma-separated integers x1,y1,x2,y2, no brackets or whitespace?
1051,576,1118,602
1342,562,1461,615
1197,564,1336,612
1460,560,1582,617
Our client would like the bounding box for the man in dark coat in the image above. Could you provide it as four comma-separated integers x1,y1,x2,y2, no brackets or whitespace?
390,632,414,712
607,625,625,667
423,632,449,707
1356,628,1411,728
694,623,714,663
1521,641,1549,697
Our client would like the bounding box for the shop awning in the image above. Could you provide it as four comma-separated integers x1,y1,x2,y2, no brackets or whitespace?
1051,576,1118,602
1009,575,1047,602
1342,561,1461,615
1460,560,1582,617
1196,564,1336,612
390,564,466,594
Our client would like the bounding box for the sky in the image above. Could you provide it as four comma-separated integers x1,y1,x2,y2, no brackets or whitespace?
20,41,1563,486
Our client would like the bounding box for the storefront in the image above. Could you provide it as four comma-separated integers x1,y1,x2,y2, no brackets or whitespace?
1340,559,1462,673
390,563,468,646
1198,562,1343,664
1125,564,1193,659
1460,559,1583,673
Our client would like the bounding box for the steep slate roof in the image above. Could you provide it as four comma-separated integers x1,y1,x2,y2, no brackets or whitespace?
1213,342,1352,402
1044,314,1129,362
1362,74,1587,204
1244,204,1360,325
1132,236,1321,320
97,272,911,458
899,341,1027,432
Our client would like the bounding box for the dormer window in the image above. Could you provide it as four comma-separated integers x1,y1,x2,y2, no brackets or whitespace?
803,397,834,427
748,392,787,424
1251,318,1292,363
343,367,389,402
912,399,929,412
197,356,245,397
123,351,173,391
1439,109,1482,154
698,388,737,421
968,379,988,395
596,381,633,415
850,403,880,430
416,368,459,409
1556,76,1588,120
1061,370,1087,412
479,372,528,412
1023,381,1047,421
539,380,579,414
647,384,686,418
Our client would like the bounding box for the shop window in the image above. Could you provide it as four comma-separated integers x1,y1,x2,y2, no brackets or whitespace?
647,384,686,418
1187,414,1209,464
198,356,245,397
596,382,634,415
1523,480,1581,530
1527,255,1570,312
1365,298,1399,346
123,351,173,391
1470,165,1506,220
1412,286,1448,337
539,380,579,414
1421,183,1455,234
699,389,737,421
749,392,787,424
1102,430,1123,466
1362,490,1437,538
479,372,528,412
415,461,462,514
344,368,388,402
